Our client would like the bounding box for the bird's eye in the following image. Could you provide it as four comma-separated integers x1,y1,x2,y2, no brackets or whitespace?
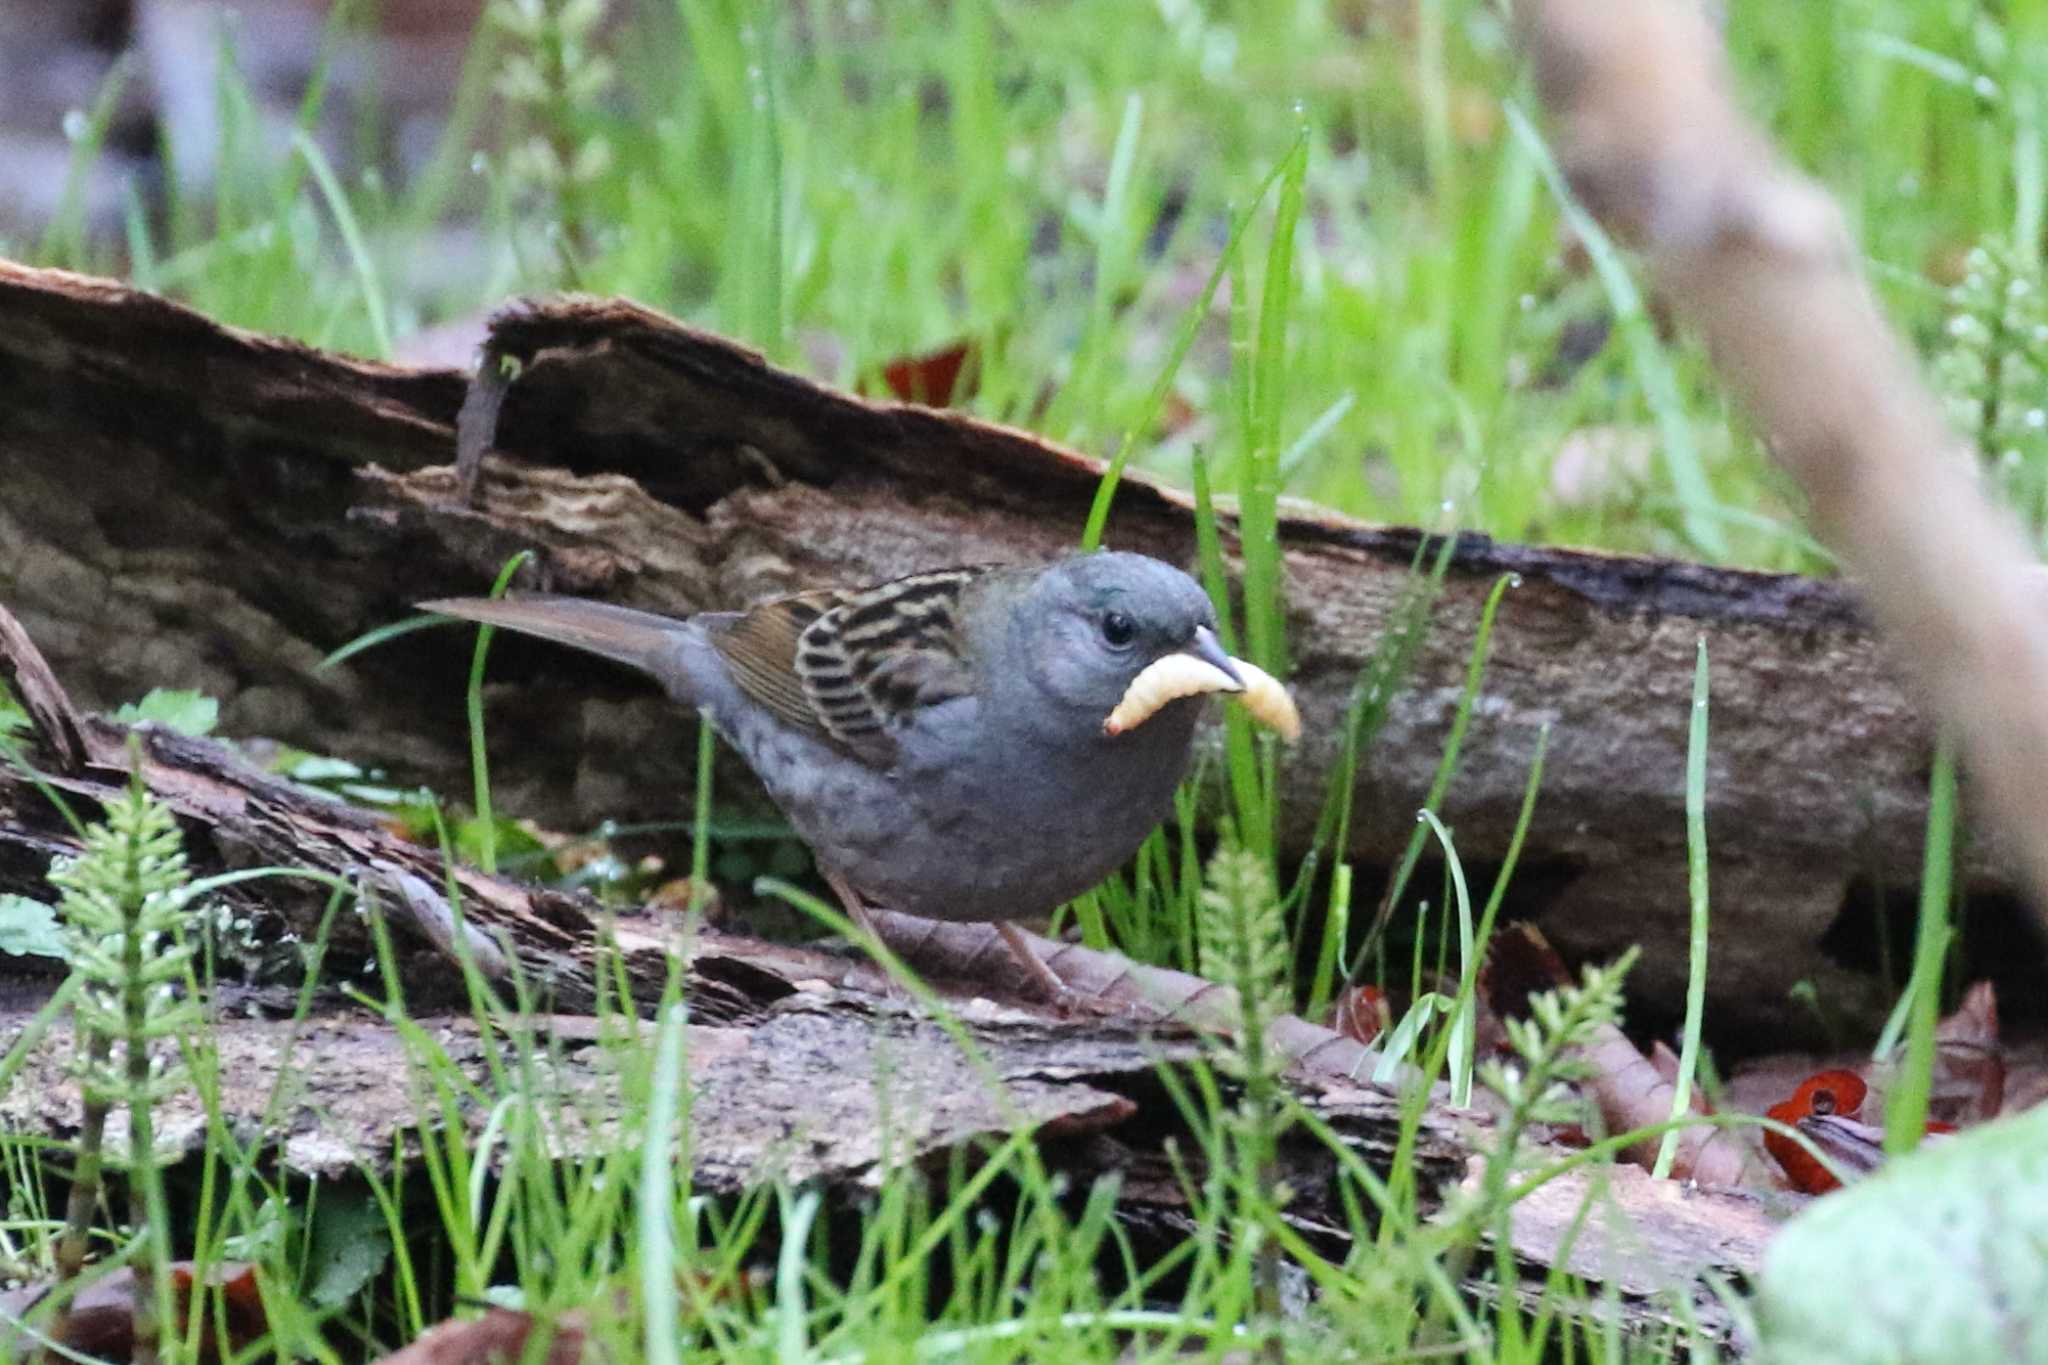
1101,610,1138,648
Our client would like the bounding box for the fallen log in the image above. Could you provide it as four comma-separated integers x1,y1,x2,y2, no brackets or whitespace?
0,261,2022,1040
0,610,1756,1346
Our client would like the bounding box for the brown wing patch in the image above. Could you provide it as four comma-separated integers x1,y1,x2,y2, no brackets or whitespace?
707,590,850,734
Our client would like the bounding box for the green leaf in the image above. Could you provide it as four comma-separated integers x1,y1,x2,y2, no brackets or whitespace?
1755,1103,2048,1363
112,688,219,737
269,747,365,785
221,1195,295,1261
0,680,28,738
304,1189,394,1308
0,895,67,961
455,815,555,878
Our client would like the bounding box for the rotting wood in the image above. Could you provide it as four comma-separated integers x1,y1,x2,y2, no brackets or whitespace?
0,599,1395,1076
1,997,1746,1343
0,259,2030,1041
0,603,1762,1347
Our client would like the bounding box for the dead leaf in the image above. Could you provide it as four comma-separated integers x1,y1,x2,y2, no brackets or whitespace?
878,340,978,408
1328,983,1390,1047
0,1262,265,1364
372,1307,591,1365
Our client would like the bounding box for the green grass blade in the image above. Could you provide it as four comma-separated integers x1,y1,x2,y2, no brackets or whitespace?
1507,102,1730,561
1653,639,1713,1179
316,613,448,671
291,128,393,357
1354,570,1516,974
38,56,134,269
639,1001,689,1365
1416,810,1475,1105
464,552,534,875
1078,140,1301,552
1886,733,1957,1155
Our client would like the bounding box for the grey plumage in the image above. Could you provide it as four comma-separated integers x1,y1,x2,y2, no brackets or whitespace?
420,553,1255,936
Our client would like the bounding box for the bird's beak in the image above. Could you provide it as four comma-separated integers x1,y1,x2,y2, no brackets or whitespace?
1102,627,1302,742
1187,625,1246,692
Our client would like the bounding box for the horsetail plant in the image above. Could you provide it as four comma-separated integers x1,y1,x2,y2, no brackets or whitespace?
1435,948,1638,1346
489,0,617,280
47,759,204,1365
1195,841,1293,1358
1933,239,2048,540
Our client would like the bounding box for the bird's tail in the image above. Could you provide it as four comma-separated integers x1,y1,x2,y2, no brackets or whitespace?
418,595,694,680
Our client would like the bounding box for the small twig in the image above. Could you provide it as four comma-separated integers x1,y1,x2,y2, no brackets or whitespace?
453,342,516,507
1520,0,2048,933
0,604,86,773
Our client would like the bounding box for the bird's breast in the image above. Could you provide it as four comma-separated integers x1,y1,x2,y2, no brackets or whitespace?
836,702,1201,922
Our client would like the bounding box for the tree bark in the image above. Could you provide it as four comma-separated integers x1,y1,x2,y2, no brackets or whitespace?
0,517,1767,1352
0,262,2022,1042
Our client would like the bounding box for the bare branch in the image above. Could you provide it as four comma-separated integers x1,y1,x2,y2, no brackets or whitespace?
1520,0,2048,926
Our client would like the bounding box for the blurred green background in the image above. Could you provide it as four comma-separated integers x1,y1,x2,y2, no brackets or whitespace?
10,0,2046,568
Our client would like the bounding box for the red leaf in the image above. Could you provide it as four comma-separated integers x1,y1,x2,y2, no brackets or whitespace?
880,340,978,408
1764,1069,1870,1195
1328,983,1390,1046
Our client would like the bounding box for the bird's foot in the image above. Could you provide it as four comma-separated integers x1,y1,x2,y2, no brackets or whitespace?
823,870,910,999
996,921,1079,1014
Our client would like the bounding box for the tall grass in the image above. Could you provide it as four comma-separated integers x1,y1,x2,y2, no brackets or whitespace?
35,0,2044,567
7,0,2032,1358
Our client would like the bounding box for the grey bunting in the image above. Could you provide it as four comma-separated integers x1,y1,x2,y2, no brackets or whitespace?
421,552,1300,1000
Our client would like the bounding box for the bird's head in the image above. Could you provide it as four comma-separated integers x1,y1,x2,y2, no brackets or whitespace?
1003,553,1239,736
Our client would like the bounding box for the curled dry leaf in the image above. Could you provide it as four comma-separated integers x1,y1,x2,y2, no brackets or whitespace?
1330,982,1391,1047
1734,978,2010,1188
1764,1069,1869,1196
1930,979,2004,1124
1101,652,1302,741
1648,1038,1685,1090
1760,1067,1960,1195
1481,922,1765,1188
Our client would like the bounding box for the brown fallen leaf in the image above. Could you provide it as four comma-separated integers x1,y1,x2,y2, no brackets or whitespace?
0,1262,265,1364
1928,979,2004,1124
1482,924,1765,1188
372,1307,592,1365
372,1270,770,1365
1648,1038,1685,1091
1328,982,1390,1047
877,339,979,408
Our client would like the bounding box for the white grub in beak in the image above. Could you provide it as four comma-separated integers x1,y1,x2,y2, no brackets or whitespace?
1103,653,1240,736
1103,653,1302,742
1230,658,1302,743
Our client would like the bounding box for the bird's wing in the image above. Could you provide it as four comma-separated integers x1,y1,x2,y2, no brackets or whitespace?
707,568,994,749
704,589,853,734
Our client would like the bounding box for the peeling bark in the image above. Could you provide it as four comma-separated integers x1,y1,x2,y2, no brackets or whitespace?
0,261,2022,1043
0,600,1761,1346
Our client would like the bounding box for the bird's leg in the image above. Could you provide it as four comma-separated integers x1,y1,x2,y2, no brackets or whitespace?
995,920,1077,1012
822,869,906,997
822,869,883,942
826,871,1071,1011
